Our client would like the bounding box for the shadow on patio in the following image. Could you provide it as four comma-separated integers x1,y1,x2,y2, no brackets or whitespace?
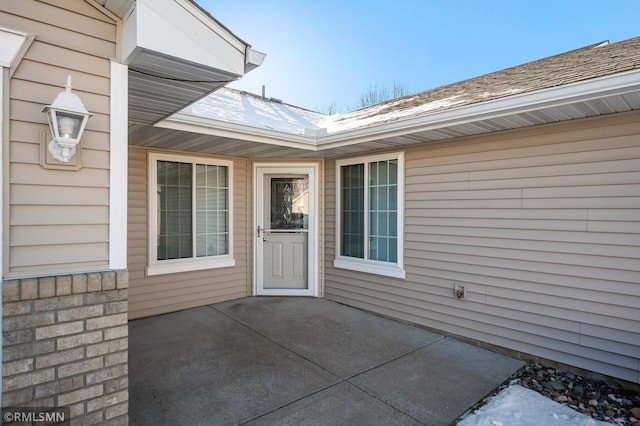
129,297,523,425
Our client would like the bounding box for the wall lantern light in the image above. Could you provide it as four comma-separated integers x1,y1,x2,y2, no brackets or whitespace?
42,75,93,163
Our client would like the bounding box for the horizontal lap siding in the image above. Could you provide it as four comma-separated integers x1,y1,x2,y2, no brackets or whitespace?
3,1,116,277
325,112,640,384
127,148,249,319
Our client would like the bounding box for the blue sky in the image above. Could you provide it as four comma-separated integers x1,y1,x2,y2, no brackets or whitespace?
199,1,640,113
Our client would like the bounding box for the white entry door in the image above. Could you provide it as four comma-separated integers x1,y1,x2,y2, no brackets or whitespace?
255,165,317,296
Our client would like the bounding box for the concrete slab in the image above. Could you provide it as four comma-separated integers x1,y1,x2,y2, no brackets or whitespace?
245,382,423,426
129,306,340,425
350,337,526,426
129,297,524,425
214,297,443,378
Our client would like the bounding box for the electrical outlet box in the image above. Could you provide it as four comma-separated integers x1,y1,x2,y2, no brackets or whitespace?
454,282,466,300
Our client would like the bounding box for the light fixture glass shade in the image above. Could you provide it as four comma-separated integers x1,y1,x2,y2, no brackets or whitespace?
57,112,81,139
42,75,93,163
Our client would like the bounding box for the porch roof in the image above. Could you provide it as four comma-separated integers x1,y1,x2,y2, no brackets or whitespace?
130,36,640,158
96,0,265,125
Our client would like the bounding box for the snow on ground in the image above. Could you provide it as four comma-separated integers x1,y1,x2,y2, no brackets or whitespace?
457,385,611,426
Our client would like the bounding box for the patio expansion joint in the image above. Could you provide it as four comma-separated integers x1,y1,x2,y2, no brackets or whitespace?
207,304,343,378
238,336,446,426
207,305,349,425
344,334,447,382
208,304,447,425
236,382,346,425
335,335,448,426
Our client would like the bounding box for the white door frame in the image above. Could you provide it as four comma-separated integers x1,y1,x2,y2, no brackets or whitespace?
254,163,319,296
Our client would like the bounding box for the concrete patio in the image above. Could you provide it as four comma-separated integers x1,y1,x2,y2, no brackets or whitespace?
129,297,524,425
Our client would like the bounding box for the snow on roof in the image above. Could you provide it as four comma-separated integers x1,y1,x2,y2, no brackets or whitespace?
186,87,472,135
184,37,640,137
323,94,469,132
188,88,328,135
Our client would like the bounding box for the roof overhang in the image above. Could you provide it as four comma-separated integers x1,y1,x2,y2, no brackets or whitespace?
98,0,265,125
130,69,640,158
0,26,34,77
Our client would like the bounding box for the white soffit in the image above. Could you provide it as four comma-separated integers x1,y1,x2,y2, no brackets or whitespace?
95,0,134,18
108,0,265,125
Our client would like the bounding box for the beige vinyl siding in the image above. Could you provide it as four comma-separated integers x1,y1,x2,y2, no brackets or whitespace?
244,161,253,296
324,159,336,297
325,111,640,384
3,0,116,277
127,147,250,319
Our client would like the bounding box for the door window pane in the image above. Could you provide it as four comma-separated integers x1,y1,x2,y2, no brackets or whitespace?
270,177,309,230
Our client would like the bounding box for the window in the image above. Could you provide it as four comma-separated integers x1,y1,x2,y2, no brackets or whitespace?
148,153,234,275
335,152,404,278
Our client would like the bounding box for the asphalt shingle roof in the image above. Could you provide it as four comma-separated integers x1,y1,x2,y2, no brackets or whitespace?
188,37,640,135
334,36,640,126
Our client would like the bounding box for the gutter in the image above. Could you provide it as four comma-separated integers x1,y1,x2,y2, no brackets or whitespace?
158,113,319,151
244,46,266,74
316,68,640,149
159,68,640,151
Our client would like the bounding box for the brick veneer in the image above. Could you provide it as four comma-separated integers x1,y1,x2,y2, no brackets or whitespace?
2,271,129,425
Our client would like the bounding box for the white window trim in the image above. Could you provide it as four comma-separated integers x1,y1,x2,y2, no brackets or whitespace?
334,151,405,279
147,152,235,276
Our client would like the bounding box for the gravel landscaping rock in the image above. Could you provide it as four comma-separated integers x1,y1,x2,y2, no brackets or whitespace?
486,362,640,426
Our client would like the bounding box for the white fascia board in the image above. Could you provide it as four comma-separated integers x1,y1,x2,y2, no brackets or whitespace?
315,69,640,149
123,0,246,75
158,113,319,151
174,0,246,51
121,4,138,65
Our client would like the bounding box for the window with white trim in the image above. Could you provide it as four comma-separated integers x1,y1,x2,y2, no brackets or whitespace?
148,153,234,275
334,152,405,278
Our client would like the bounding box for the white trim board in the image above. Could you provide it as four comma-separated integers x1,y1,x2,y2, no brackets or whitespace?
0,23,35,406
109,61,128,270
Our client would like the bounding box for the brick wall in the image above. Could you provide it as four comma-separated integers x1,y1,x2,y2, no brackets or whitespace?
2,271,129,424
